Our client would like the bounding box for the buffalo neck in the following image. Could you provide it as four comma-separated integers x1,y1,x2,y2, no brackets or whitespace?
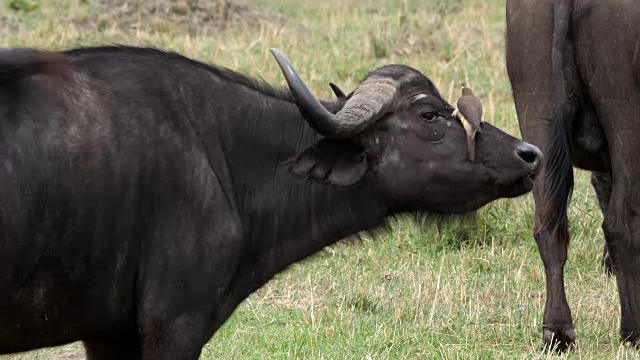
217,85,390,288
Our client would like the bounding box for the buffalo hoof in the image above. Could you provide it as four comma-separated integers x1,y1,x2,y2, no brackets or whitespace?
621,331,640,348
543,326,576,353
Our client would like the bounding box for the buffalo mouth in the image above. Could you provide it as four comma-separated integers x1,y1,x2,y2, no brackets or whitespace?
498,171,537,198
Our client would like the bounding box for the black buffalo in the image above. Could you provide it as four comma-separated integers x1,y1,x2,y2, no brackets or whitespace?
0,45,540,359
506,0,640,351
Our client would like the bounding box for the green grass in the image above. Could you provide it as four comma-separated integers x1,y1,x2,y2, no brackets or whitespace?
1,0,638,358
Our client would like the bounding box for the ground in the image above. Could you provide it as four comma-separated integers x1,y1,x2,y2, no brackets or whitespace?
0,0,636,359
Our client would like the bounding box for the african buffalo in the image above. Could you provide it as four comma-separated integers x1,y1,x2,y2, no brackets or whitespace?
0,45,540,359
506,0,640,351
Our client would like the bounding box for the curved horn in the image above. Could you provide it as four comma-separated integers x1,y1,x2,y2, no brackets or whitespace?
270,48,345,137
270,48,398,138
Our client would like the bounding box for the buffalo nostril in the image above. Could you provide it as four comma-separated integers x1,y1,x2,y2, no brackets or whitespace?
516,143,542,166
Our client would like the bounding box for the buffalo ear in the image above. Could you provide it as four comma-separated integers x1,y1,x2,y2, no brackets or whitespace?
287,138,368,186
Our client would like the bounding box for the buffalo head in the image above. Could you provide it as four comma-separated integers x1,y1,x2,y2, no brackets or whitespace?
271,49,541,214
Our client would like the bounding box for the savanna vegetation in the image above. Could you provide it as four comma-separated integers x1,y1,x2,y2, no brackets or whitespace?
0,0,633,358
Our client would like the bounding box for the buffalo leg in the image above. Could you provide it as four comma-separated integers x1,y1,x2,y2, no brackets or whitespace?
594,97,640,346
591,172,613,276
532,183,576,351
136,214,241,359
84,336,140,360
138,311,214,360
600,144,640,345
603,182,640,346
510,98,576,350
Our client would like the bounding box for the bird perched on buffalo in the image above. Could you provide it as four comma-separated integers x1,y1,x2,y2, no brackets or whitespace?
452,86,483,162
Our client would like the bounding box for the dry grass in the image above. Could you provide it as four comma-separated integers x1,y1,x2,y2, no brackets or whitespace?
1,0,638,358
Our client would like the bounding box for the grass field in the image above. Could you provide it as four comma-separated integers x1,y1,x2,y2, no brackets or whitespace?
1,0,637,359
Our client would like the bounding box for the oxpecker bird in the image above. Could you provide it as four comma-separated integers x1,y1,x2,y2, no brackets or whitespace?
452,86,484,162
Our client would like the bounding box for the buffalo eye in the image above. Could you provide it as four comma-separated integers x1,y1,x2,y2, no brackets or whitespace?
421,111,437,121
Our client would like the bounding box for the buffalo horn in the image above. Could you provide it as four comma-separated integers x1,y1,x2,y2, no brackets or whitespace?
270,48,398,138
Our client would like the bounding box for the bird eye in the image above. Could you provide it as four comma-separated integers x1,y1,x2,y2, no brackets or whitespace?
421,112,437,121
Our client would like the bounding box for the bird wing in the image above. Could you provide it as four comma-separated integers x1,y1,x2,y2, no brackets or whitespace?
457,96,483,128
